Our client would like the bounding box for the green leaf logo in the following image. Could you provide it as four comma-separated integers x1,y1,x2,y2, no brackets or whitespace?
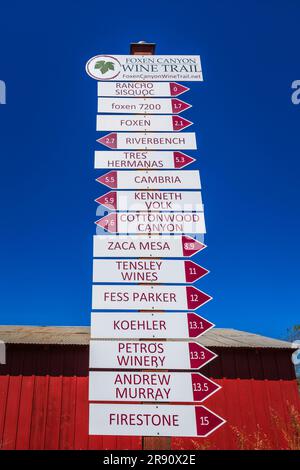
95,61,115,75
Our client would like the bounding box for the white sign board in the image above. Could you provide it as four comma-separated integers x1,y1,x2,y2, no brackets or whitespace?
95,211,206,234
94,150,195,170
90,312,214,339
95,190,203,212
96,114,192,132
92,259,208,284
86,55,203,81
97,97,191,114
93,235,206,258
89,404,225,437
96,170,201,190
89,371,220,402
97,132,197,150
92,285,212,311
97,82,190,97
89,340,216,369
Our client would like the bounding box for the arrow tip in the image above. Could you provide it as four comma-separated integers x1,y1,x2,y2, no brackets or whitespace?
187,313,215,337
186,286,212,310
96,171,118,189
173,152,195,169
195,406,226,437
97,133,117,148
95,191,117,210
185,261,209,282
170,82,190,96
182,236,206,256
95,213,117,233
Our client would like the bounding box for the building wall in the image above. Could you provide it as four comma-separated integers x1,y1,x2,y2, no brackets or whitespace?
0,344,299,450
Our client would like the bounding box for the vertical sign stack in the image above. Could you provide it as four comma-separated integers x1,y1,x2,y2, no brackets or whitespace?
86,52,225,439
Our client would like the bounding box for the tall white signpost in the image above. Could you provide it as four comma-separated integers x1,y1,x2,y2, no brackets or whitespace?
85,47,225,444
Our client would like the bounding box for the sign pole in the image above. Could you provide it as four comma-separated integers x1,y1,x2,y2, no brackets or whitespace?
129,41,172,452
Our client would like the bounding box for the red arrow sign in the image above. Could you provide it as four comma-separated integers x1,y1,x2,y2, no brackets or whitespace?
188,342,216,369
96,171,118,189
173,152,195,168
186,286,212,310
171,98,192,114
182,235,206,256
191,374,221,402
184,261,209,282
172,116,193,131
187,313,214,337
195,406,226,437
98,133,118,149
170,82,190,96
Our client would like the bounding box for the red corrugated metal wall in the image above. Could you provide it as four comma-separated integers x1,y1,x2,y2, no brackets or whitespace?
0,344,299,450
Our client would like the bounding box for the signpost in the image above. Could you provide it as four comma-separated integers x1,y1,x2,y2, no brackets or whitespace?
92,259,209,284
86,46,225,442
97,132,197,150
97,82,190,97
98,97,192,114
94,150,196,170
89,404,225,437
96,115,193,132
92,285,212,311
89,371,220,402
86,55,203,82
93,235,206,258
96,170,201,190
90,312,214,339
89,340,216,369
95,212,206,234
94,150,196,169
95,190,203,211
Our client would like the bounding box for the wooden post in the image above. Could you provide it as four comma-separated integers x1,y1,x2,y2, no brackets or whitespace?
130,41,171,451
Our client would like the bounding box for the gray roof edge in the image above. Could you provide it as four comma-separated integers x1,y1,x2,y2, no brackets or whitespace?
0,326,295,349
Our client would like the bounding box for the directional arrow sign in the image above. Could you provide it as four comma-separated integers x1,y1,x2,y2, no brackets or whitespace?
96,170,201,190
97,98,192,114
93,235,206,258
97,132,197,150
95,190,203,212
93,259,208,284
89,404,225,437
97,82,190,97
94,151,196,170
95,212,206,234
89,371,221,403
89,340,216,370
90,312,214,339
96,115,193,132
92,285,212,311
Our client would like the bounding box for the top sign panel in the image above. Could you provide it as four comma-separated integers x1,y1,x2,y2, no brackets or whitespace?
86,55,203,81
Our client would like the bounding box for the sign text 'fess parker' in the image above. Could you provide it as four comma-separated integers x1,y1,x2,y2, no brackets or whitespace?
93,259,208,284
92,285,212,311
97,132,197,150
86,55,203,82
96,212,206,234
98,97,191,114
94,151,195,169
96,115,193,132
96,190,203,212
93,235,206,258
89,404,225,437
89,340,216,370
97,81,189,97
90,312,214,339
89,371,220,403
96,170,201,190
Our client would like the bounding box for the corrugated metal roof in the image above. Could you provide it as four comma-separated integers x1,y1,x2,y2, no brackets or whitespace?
0,325,295,349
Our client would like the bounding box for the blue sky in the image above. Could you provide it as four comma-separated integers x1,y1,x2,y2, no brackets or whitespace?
0,1,299,339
